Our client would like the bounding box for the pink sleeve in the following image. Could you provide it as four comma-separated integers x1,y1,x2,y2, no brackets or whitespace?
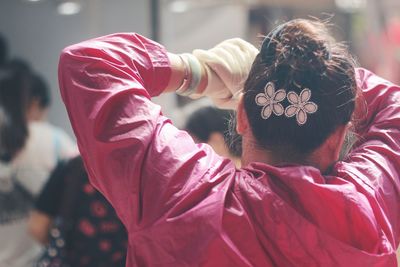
58,33,227,229
335,68,400,246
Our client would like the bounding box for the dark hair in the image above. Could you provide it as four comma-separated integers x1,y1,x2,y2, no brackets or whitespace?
30,73,51,109
243,19,357,158
0,34,8,66
7,58,31,75
185,106,241,157
7,59,51,108
0,63,31,162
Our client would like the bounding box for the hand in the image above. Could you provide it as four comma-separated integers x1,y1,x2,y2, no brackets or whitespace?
190,38,259,109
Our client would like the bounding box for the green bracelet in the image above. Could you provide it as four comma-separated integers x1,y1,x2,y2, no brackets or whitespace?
176,53,202,97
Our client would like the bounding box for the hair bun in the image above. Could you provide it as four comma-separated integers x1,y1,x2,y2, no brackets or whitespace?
261,20,333,72
243,19,357,155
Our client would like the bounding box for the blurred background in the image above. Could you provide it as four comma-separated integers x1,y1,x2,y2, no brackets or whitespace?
0,0,399,132
0,0,399,264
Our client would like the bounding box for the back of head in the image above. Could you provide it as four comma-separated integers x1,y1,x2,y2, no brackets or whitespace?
7,59,51,118
186,106,241,157
0,63,31,162
185,106,229,141
7,58,31,75
30,73,51,109
243,19,357,158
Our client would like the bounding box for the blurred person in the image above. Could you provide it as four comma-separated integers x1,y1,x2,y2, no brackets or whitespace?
0,34,8,66
185,106,241,167
24,71,77,161
59,19,400,266
29,156,127,267
27,73,51,121
8,61,77,195
0,62,76,267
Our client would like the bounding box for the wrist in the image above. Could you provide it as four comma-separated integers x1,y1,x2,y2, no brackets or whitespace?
165,53,186,93
165,52,207,96
175,55,192,95
176,54,203,97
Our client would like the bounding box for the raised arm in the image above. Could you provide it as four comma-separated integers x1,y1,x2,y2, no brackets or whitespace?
58,33,257,229
59,33,193,227
335,68,400,247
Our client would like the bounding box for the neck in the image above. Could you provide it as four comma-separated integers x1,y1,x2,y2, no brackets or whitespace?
241,135,324,171
27,108,48,122
241,137,273,167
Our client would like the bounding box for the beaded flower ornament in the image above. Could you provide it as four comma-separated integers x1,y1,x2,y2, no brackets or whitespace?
285,89,318,125
255,82,286,119
255,82,318,125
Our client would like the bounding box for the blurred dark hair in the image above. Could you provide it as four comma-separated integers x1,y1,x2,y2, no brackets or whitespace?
0,34,8,66
0,63,32,162
7,59,51,108
31,73,51,109
243,19,357,158
185,106,241,157
7,58,31,75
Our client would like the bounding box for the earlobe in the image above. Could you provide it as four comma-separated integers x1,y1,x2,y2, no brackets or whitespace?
309,123,350,172
329,123,350,161
236,96,248,135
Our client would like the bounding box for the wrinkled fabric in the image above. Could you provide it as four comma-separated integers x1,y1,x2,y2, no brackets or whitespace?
58,33,400,267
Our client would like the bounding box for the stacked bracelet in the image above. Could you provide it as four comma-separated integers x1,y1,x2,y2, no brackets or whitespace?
176,55,191,95
176,53,202,97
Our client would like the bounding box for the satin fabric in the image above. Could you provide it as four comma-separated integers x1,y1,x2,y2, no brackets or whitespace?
59,33,400,266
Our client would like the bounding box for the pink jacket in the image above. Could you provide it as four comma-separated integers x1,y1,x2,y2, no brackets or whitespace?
59,33,400,266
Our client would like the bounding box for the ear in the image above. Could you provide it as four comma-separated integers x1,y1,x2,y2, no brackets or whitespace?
310,123,350,172
236,95,248,135
328,123,351,162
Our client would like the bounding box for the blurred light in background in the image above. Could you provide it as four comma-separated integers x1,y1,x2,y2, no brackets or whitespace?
169,0,190,13
335,0,366,12
57,1,81,15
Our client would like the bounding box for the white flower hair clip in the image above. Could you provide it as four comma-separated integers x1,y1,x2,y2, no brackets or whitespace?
254,82,318,126
285,88,318,125
255,82,286,119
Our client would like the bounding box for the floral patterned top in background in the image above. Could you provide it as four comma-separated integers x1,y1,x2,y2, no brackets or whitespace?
35,156,127,267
